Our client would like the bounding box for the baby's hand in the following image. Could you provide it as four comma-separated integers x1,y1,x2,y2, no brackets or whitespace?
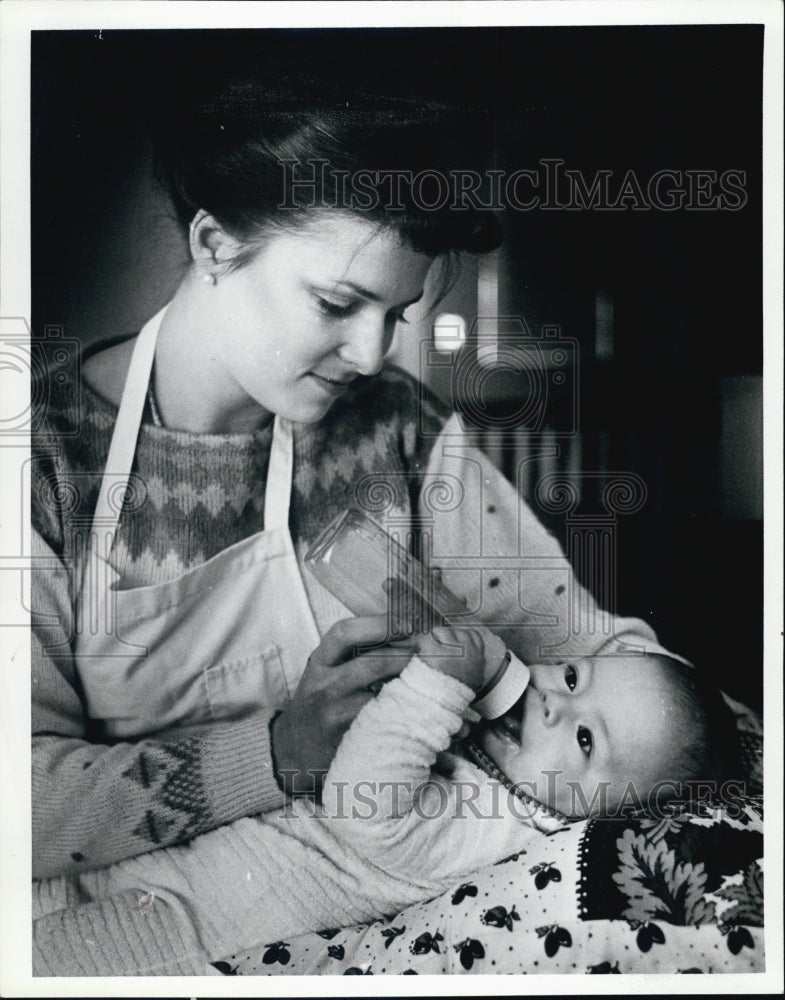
414,627,485,690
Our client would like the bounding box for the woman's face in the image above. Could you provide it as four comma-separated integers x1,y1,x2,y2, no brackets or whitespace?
202,214,433,428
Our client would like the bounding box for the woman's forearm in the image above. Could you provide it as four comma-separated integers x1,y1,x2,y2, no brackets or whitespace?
32,630,285,877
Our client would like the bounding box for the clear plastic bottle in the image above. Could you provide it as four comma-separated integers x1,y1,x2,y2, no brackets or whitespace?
305,508,529,719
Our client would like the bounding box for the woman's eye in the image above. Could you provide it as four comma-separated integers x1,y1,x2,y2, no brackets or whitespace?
564,664,577,691
577,726,593,756
315,296,352,318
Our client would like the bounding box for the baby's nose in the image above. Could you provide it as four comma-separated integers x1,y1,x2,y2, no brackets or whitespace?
540,689,568,726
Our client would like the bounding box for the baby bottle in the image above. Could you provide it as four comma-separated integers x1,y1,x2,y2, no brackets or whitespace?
304,509,530,719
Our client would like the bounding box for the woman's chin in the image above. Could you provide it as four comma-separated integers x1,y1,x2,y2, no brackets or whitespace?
265,397,336,426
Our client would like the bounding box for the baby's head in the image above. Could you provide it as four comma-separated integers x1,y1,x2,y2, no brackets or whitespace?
475,653,740,818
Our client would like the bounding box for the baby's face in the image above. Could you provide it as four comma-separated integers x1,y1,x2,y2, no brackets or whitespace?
477,655,682,818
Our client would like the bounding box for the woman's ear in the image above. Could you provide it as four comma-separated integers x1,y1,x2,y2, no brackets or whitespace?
188,210,243,275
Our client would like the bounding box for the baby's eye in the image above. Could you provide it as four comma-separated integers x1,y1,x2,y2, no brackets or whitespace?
577,726,593,757
564,664,578,691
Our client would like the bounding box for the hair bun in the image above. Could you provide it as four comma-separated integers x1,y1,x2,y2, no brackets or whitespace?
148,71,502,256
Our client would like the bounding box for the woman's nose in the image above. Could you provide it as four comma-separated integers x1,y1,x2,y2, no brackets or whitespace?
338,317,394,376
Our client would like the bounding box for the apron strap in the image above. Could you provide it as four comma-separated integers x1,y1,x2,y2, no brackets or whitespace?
264,417,294,531
89,306,166,542
87,302,295,555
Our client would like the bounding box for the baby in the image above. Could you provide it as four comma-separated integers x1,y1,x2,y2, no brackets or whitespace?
33,626,737,976
416,626,734,819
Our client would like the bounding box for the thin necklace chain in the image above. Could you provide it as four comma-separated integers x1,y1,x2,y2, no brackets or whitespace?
147,366,163,427
463,740,568,823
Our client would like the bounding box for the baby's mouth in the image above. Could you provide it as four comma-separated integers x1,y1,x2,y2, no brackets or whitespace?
493,687,527,745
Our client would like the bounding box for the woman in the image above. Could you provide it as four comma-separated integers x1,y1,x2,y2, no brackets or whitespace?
31,74,669,883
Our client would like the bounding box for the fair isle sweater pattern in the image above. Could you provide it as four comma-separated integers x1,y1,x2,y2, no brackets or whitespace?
34,360,447,586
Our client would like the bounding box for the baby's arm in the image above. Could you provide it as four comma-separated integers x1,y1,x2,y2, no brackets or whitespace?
320,631,541,882
322,626,482,809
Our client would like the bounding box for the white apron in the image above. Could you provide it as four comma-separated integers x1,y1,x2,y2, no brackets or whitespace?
73,306,322,739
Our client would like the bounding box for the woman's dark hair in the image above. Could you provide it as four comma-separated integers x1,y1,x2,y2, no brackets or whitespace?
148,72,502,267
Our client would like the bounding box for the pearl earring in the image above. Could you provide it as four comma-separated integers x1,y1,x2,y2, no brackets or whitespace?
203,272,217,286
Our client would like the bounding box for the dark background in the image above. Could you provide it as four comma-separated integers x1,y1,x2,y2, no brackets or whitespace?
31,27,764,709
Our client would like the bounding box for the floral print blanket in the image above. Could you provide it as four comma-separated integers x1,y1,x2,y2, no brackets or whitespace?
218,718,764,978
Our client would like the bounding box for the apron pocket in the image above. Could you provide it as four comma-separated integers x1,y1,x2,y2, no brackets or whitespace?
204,645,290,722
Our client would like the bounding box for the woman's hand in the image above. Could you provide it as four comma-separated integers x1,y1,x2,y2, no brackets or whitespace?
270,614,415,796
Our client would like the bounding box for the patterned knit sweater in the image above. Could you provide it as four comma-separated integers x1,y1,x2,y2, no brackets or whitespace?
31,350,447,879
32,342,666,881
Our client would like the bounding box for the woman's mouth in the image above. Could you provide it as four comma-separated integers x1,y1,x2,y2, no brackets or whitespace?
308,372,355,396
